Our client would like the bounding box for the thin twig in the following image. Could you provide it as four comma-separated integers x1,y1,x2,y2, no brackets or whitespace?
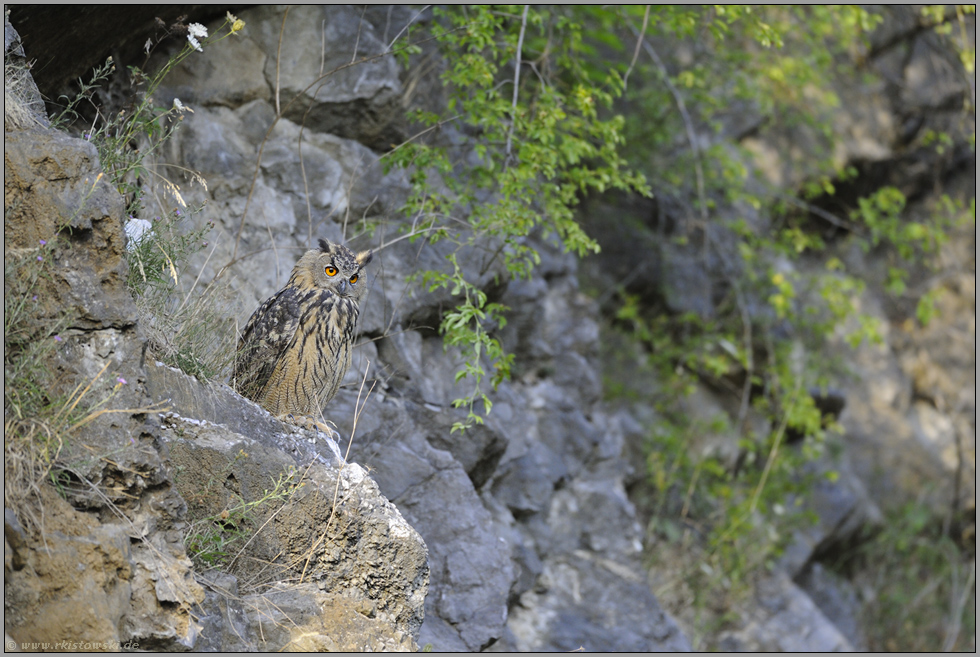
749,360,803,514
351,6,367,64
504,5,530,161
387,5,432,52
381,113,463,159
299,360,376,585
622,5,650,92
778,194,860,232
226,457,319,571
942,560,975,651
341,161,366,243
275,8,289,117
320,19,326,79
633,20,761,434
632,26,708,228
174,239,220,316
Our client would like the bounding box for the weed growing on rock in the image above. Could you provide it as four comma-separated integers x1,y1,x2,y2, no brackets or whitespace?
181,454,303,572
4,241,164,530
3,244,70,527
128,209,236,382
50,15,246,382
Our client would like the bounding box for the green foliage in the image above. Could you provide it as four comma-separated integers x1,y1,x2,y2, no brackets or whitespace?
849,501,975,651
418,254,514,431
385,5,650,429
922,5,976,76
616,306,830,594
577,4,972,648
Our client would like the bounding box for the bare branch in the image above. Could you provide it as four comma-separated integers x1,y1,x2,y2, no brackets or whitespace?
274,8,290,117
504,5,530,161
631,25,708,227
622,5,650,92
387,5,432,52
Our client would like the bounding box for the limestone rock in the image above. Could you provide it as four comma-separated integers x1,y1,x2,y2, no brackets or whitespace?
4,129,135,330
501,552,691,652
143,362,430,647
5,115,203,651
717,571,854,652
242,5,404,150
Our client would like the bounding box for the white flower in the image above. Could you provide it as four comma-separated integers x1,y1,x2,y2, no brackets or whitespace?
172,98,192,114
187,23,208,52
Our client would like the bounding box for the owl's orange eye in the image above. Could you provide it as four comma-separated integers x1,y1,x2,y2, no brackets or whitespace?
349,274,358,284
325,265,338,277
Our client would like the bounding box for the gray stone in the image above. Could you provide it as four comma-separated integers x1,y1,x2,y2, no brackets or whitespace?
779,453,884,578
195,573,255,652
244,5,403,149
158,412,429,646
4,130,136,330
504,552,691,652
328,393,515,651
492,442,569,516
151,17,271,110
244,584,418,652
717,571,854,652
797,563,868,651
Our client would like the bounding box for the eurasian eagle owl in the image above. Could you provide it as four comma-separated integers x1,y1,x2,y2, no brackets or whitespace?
234,238,372,428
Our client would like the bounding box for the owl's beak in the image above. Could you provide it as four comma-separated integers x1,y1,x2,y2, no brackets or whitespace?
338,279,349,296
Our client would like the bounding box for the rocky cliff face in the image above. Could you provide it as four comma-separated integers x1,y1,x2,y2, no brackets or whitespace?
5,5,974,653
134,7,691,649
5,10,428,652
5,6,690,651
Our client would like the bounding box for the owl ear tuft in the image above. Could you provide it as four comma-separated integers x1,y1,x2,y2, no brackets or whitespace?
356,250,373,267
318,238,332,253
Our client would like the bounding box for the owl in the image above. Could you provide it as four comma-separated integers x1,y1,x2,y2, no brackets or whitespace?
234,238,372,429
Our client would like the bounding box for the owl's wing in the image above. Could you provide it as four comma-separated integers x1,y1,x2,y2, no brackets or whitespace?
234,286,303,402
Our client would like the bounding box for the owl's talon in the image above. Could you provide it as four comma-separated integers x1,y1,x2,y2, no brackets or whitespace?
277,414,340,442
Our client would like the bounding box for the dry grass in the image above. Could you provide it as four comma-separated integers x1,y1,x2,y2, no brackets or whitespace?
4,59,47,131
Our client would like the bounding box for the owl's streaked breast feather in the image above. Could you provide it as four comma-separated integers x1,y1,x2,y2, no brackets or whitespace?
235,286,304,401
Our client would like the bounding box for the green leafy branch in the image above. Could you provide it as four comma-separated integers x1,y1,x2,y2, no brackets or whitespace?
385,5,650,429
